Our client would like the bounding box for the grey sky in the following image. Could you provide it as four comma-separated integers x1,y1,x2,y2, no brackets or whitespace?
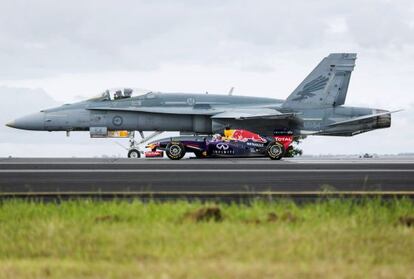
1,0,413,78
1,0,413,157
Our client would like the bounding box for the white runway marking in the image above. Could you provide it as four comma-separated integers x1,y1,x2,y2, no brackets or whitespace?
1,158,414,165
0,169,413,173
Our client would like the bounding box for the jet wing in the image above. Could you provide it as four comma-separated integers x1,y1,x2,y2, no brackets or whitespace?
325,110,401,127
211,108,296,120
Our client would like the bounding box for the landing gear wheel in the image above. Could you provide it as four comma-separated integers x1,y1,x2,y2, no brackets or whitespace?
267,142,284,160
128,149,141,159
166,142,186,160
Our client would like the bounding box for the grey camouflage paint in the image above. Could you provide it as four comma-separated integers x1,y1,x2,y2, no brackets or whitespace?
6,53,392,137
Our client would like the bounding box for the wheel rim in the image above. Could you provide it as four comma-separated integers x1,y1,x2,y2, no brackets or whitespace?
130,151,139,158
170,145,182,156
270,145,282,157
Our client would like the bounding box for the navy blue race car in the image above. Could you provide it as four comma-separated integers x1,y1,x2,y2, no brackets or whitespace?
145,129,294,160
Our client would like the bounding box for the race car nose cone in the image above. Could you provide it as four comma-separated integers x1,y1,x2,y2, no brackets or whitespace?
6,112,45,130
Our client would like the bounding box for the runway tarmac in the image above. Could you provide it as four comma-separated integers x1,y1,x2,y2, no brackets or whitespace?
0,157,413,200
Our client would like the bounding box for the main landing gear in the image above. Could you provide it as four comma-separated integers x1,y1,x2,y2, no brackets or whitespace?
127,131,163,158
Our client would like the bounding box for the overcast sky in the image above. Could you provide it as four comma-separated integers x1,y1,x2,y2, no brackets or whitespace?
1,0,413,157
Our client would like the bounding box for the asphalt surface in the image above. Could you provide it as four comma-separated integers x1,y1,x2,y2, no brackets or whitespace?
0,157,413,200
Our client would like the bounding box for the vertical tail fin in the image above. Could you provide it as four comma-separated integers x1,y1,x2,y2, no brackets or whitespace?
282,53,357,109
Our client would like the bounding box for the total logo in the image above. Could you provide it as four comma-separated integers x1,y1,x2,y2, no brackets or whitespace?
275,137,293,142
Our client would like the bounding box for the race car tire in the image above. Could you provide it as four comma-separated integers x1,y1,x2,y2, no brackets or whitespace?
166,142,186,160
266,142,284,160
127,149,141,159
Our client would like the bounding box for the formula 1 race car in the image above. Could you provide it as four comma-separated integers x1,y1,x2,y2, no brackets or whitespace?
145,129,294,160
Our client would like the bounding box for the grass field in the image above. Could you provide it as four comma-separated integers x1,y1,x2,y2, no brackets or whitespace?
0,199,413,279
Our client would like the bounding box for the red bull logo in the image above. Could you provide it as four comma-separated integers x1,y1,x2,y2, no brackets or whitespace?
225,129,266,143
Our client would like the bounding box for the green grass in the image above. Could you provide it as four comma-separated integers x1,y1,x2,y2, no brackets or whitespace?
0,199,413,278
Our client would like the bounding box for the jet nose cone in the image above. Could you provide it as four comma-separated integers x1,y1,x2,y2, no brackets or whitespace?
6,112,45,130
5,120,16,128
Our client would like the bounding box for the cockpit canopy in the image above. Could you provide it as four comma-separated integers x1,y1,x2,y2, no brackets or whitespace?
113,88,133,100
88,88,159,102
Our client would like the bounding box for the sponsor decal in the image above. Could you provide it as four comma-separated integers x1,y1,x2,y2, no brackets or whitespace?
274,136,293,142
213,150,234,155
216,143,229,150
273,135,294,150
246,142,264,148
226,129,266,143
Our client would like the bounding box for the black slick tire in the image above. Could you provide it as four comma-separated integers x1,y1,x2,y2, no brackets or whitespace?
166,142,186,160
266,142,284,160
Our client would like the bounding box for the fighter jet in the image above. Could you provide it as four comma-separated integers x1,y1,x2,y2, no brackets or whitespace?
6,53,397,157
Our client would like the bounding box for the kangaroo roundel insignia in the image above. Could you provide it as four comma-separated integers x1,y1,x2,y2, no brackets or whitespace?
112,115,123,126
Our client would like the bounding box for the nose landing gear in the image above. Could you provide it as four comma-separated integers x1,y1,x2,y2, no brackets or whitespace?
127,149,141,158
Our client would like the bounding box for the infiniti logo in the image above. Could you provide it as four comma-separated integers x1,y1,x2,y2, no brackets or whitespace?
216,143,229,150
